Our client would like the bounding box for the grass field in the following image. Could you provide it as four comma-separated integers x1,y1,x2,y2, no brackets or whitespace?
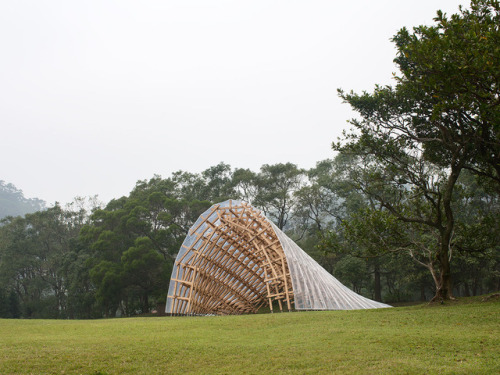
0,296,499,375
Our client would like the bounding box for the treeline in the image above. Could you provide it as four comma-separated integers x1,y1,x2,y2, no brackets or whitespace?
0,158,498,318
1,0,499,318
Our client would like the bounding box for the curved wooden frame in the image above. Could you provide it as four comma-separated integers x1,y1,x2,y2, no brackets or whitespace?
166,200,293,315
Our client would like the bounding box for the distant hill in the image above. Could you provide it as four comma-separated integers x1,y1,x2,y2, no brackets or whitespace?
0,181,46,219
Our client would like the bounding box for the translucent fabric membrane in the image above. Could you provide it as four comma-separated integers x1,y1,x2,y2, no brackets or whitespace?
270,222,390,310
166,200,390,315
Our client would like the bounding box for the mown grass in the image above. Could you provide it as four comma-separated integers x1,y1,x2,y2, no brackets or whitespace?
0,296,498,374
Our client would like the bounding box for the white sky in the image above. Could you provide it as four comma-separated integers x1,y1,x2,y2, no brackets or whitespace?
1,0,465,206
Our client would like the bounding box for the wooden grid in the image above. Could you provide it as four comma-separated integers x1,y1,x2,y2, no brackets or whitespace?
167,201,294,315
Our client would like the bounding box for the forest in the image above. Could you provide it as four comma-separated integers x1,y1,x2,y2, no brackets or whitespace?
0,0,499,318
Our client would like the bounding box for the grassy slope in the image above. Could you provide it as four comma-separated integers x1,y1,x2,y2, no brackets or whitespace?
0,297,498,375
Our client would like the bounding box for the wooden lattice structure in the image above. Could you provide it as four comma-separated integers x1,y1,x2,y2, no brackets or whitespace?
166,200,294,315
166,200,391,315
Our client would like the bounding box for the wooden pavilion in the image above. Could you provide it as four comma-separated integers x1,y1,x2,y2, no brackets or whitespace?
166,200,390,315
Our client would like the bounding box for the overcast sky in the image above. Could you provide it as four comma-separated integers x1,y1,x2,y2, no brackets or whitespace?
1,0,465,206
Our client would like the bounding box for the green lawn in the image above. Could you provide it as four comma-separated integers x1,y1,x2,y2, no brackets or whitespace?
0,296,498,374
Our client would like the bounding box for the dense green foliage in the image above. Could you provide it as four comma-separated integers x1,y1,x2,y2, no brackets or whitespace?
0,1,498,318
335,0,500,301
0,297,498,374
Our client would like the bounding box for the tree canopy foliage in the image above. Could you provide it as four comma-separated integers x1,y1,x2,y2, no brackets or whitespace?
335,0,499,301
2,157,497,318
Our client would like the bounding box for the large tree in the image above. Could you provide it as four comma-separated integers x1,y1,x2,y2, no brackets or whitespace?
336,0,499,301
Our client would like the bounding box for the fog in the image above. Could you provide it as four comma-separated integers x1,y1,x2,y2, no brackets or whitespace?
0,0,464,205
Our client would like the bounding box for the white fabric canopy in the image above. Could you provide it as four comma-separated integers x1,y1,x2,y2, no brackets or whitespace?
270,222,390,310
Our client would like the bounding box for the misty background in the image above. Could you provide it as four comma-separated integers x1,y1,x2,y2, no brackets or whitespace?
0,0,464,205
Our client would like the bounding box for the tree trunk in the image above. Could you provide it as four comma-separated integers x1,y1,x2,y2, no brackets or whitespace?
430,162,462,302
473,278,478,296
374,264,382,302
431,247,454,302
143,293,149,314
420,284,426,302
464,282,471,297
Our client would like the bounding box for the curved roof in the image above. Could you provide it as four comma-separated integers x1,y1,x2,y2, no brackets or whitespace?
166,200,390,315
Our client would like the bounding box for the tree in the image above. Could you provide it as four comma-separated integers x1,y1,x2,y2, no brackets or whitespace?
254,163,304,230
391,0,500,185
336,0,500,301
200,162,236,203
89,260,123,317
232,168,259,204
0,204,88,318
0,180,45,219
451,172,500,295
121,237,170,313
